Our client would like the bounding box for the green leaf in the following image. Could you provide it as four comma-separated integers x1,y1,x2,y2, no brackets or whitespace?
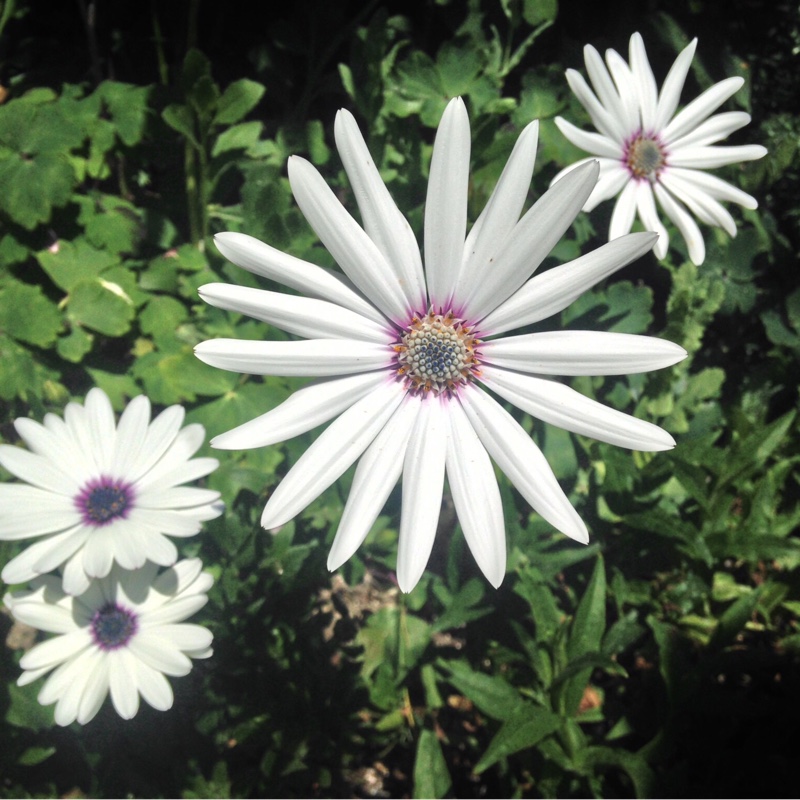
37,239,119,292
212,120,264,157
523,0,558,26
474,703,562,773
413,729,452,799
6,681,55,731
437,658,521,721
708,585,764,651
56,325,94,362
579,746,655,799
0,280,62,346
214,78,265,125
18,746,57,766
98,81,151,146
162,104,199,148
0,153,76,229
67,279,134,336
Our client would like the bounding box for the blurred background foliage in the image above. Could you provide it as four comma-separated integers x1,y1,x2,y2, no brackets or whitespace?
0,0,799,797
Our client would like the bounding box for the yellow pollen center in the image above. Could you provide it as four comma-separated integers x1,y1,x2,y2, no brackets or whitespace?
395,310,480,395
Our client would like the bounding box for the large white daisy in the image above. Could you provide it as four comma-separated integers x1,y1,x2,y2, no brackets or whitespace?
4,559,213,726
0,388,222,595
195,98,687,592
553,32,767,265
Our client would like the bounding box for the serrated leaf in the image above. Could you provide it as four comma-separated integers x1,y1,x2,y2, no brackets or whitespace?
37,239,119,292
0,153,76,228
474,703,562,773
413,729,452,799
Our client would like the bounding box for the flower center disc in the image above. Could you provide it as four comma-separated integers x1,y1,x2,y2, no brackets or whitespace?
91,603,138,650
77,478,133,526
396,310,480,394
626,135,665,179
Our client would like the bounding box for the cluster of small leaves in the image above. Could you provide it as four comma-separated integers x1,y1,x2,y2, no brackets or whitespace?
2,0,799,798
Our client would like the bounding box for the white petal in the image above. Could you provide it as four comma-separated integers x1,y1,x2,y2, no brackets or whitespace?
554,117,621,158
424,97,471,309
81,529,115,579
583,46,630,141
446,399,505,587
654,182,706,265
153,623,212,652
261,380,406,529
141,594,208,626
111,395,152,479
2,527,88,586
565,68,625,143
108,649,140,719
212,372,386,450
455,121,539,309
655,38,697,130
136,487,220,510
667,111,752,150
288,156,410,322
463,160,600,321
665,166,758,209
479,232,657,335
83,389,117,474
214,231,384,325
481,366,676,451
583,163,630,212
396,396,447,592
660,170,737,236
76,658,110,724
459,385,588,543
135,661,174,711
129,632,192,676
608,179,639,242
20,631,92,671
633,181,670,257
198,283,391,343
132,423,207,490
0,488,80,539
335,109,427,311
629,33,658,131
327,394,421,571
0,446,79,496
143,532,179,567
31,526,92,574
604,48,640,133
667,143,767,169
663,77,745,143
194,338,391,377
481,330,688,375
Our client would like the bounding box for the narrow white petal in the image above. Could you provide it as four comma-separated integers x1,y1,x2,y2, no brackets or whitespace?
288,156,410,322
214,231,384,325
135,661,174,711
76,659,110,724
396,396,447,592
481,366,676,451
629,33,658,131
261,380,406,529
582,46,630,141
459,385,588,543
327,394,421,571
455,121,539,309
143,532,179,567
129,632,192,676
604,49,640,133
660,171,737,236
565,69,625,143
12,595,78,635
0,490,80,539
37,648,94,705
554,117,621,158
0,446,79,496
446,400,506,587
655,38,697,130
424,97,471,309
480,232,657,335
482,330,687,375
335,109,427,311
83,389,117,474
31,526,92,574
131,423,206,490
194,338,391,377
667,111,751,150
2,528,88,586
13,417,92,483
141,594,208,626
20,631,92,671
81,529,115,579
667,143,767,169
666,166,758,209
654,183,706,265
108,649,140,719
608,179,639,242
126,405,185,486
136,487,220,510
583,163,630,212
198,283,392,343
633,182,670,256
155,623,213,652
111,395,151,479
663,77,745,144
212,372,386,450
462,160,600,321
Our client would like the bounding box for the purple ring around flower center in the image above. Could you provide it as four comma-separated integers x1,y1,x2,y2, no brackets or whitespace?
75,476,135,527
623,131,667,181
90,602,139,650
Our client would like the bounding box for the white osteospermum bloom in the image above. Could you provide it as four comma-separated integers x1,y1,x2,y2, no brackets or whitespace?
0,388,222,595
195,98,687,592
553,32,767,265
4,559,213,726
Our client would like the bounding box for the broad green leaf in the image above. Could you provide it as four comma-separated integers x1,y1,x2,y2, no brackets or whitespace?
18,746,56,766
56,325,94,362
579,746,655,799
67,279,134,336
0,281,62,346
214,78,266,125
162,104,199,148
0,153,76,229
0,337,61,401
474,703,562,773
37,239,119,292
98,81,151,146
413,729,452,799
212,121,264,157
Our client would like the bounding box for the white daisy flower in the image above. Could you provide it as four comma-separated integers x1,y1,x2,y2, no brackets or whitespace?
195,98,687,592
553,32,767,265
4,559,213,726
0,388,222,595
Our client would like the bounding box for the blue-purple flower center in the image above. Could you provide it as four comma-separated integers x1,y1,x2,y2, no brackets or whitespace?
625,134,666,180
395,310,481,395
76,477,134,526
91,603,138,650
